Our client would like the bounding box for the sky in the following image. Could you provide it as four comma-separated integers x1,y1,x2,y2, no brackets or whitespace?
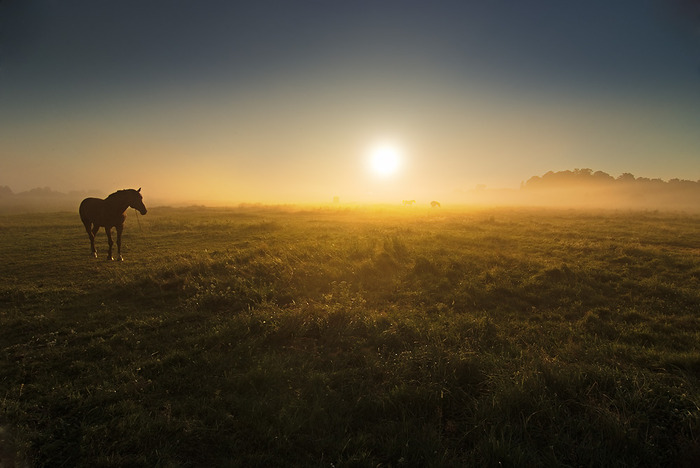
1,0,699,204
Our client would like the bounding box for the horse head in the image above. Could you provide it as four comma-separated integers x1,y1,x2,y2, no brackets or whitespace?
130,188,148,215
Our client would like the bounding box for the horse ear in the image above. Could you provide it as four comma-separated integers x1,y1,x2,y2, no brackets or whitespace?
137,187,141,193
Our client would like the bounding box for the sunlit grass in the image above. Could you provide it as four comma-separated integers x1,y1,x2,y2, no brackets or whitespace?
1,206,699,466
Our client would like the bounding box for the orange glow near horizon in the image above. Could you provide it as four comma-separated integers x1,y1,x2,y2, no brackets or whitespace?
2,77,699,207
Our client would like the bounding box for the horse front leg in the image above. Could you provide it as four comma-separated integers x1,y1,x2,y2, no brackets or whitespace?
105,226,114,261
116,224,124,261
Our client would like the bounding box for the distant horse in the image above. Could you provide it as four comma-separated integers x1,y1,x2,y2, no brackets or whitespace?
402,199,416,206
430,201,441,208
79,188,147,261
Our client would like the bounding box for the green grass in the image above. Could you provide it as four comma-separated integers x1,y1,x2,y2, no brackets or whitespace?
1,205,699,466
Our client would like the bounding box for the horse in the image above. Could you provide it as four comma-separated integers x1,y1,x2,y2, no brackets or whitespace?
402,199,416,206
79,188,147,261
430,201,441,208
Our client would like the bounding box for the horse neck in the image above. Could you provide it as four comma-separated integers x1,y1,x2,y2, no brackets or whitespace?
106,194,132,213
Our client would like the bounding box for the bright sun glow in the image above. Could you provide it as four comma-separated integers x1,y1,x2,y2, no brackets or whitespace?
368,143,402,176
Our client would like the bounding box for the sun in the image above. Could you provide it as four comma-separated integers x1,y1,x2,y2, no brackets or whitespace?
368,142,402,177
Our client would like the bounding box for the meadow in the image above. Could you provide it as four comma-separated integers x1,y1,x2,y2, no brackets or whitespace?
1,205,699,467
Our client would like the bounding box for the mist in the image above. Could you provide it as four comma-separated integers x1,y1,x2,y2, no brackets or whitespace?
3,169,699,214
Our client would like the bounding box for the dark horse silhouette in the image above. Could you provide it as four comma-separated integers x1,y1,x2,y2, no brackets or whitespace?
79,188,147,261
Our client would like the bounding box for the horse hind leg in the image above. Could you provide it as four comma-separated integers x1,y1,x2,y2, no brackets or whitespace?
84,222,98,257
91,225,100,257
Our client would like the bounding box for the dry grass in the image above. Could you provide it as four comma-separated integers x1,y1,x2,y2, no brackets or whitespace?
1,205,699,466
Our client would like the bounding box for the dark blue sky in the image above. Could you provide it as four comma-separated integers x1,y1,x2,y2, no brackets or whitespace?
3,1,698,97
1,0,699,202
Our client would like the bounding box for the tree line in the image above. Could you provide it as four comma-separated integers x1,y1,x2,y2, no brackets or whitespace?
522,169,700,190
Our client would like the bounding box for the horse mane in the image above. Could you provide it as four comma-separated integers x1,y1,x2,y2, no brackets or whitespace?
105,189,137,201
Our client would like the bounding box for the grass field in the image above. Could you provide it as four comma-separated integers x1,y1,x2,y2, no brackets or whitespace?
1,205,699,467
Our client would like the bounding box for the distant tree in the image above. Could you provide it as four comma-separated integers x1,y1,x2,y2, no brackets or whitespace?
24,187,53,196
669,179,698,188
617,173,636,183
0,186,13,197
522,176,542,189
540,170,573,186
592,171,615,184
